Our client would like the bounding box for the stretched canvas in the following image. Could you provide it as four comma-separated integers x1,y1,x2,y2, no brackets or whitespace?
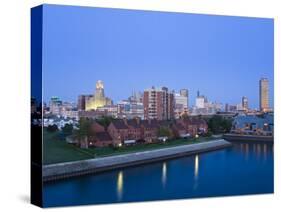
31,4,274,208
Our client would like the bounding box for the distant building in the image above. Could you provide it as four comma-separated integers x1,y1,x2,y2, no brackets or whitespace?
225,103,229,112
128,91,143,102
96,105,118,118
242,96,249,111
49,96,62,115
195,96,205,109
192,92,221,115
180,89,188,98
229,105,237,112
195,94,206,109
174,89,189,119
117,99,144,119
231,114,273,136
143,86,174,120
259,78,270,112
78,110,109,119
85,80,113,111
236,103,244,111
78,95,86,111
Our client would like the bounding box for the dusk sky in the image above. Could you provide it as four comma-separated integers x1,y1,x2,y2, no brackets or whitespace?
42,4,274,109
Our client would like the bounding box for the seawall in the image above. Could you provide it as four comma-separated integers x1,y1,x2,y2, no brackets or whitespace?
223,133,273,142
43,139,231,182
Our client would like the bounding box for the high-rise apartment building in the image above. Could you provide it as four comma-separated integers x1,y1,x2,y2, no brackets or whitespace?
259,78,269,112
143,86,174,120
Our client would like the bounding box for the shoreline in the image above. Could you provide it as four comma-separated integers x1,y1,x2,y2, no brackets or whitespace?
223,133,273,142
43,139,231,182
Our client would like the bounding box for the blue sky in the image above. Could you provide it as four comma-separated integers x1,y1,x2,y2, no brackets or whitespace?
42,4,274,109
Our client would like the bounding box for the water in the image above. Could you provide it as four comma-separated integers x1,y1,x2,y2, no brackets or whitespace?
43,142,274,207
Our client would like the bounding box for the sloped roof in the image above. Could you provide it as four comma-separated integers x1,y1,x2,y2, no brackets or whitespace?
95,132,112,142
174,123,186,131
127,119,141,129
111,119,128,130
141,119,159,129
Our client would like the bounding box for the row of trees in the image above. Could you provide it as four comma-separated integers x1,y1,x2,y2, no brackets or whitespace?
206,115,233,134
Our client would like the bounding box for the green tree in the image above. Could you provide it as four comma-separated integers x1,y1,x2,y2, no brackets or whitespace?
96,116,115,128
73,118,94,148
207,115,233,134
62,123,73,135
46,124,58,132
158,126,173,138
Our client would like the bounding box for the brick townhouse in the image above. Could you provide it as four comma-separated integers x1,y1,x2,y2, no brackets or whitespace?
88,121,113,147
89,117,208,147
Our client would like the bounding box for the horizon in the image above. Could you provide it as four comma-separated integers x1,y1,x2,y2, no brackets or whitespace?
41,5,274,109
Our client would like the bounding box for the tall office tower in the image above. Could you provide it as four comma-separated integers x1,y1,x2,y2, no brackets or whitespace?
259,78,269,112
143,86,174,120
242,96,249,111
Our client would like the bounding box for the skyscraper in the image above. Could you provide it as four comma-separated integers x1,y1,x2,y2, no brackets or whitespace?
242,96,248,111
259,78,269,112
143,86,174,120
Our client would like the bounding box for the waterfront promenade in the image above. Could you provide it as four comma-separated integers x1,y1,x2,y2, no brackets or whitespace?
43,139,231,182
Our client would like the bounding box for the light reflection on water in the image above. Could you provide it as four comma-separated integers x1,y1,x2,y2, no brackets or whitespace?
162,162,167,188
193,154,199,190
117,171,123,201
257,144,261,158
194,154,199,179
263,144,267,160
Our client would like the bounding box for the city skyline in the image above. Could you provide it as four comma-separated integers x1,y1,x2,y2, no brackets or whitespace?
46,78,272,111
42,5,274,109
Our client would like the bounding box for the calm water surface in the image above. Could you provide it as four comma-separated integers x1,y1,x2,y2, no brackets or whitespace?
43,142,274,207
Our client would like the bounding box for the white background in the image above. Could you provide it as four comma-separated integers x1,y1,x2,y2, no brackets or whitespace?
0,0,280,211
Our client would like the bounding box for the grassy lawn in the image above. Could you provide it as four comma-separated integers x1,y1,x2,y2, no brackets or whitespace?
43,131,94,165
43,130,220,165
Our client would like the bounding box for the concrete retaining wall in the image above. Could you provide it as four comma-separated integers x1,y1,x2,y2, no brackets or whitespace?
43,139,231,182
223,134,273,142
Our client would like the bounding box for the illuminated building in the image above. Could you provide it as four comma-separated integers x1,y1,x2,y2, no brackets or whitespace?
259,78,269,112
85,80,112,111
